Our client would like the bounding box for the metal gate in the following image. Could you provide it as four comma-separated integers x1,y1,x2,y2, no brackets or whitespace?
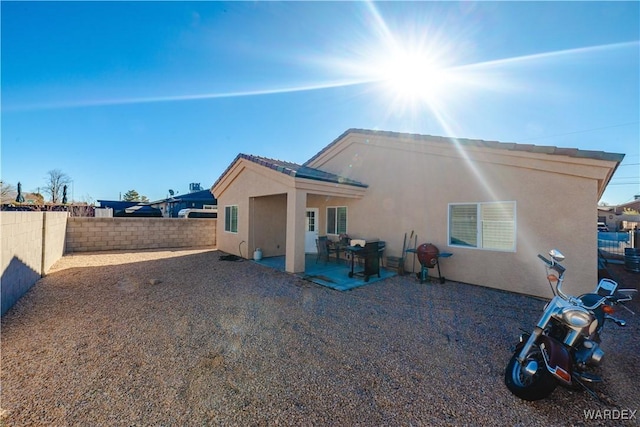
598,231,635,261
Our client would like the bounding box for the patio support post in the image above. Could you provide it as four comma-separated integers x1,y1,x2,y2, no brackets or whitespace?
285,188,306,273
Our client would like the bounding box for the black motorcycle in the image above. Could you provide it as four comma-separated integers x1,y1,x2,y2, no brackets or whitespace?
505,249,636,401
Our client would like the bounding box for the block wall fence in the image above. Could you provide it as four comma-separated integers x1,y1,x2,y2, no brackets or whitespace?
1,211,68,315
65,217,217,252
2,214,217,315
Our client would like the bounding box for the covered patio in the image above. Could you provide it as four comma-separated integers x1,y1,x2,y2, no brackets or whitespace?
255,254,396,291
212,153,368,276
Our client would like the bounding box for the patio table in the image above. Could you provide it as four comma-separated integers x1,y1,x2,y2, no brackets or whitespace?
329,241,349,262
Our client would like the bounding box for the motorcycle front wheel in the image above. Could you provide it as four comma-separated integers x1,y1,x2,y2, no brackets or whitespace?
505,346,557,401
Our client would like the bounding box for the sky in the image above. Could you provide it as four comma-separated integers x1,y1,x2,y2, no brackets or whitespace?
1,1,639,205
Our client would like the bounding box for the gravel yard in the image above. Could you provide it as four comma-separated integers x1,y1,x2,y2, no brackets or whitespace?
1,248,638,426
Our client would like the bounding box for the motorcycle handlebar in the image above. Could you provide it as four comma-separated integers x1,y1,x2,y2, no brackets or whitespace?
537,254,566,274
537,254,552,265
538,253,568,300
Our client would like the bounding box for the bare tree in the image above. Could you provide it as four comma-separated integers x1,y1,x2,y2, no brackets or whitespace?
44,169,71,203
1,181,17,204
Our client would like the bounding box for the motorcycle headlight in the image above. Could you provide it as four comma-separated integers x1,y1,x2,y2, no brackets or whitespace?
561,307,593,328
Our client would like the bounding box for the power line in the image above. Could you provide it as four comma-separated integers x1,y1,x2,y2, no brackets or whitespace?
518,121,639,142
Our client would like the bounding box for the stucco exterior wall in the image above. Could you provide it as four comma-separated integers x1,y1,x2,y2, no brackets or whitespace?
1,211,68,315
307,194,353,238
66,217,216,252
252,194,287,257
307,133,606,298
213,130,618,297
216,164,291,258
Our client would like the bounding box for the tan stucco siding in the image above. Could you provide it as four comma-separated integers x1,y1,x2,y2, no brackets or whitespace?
212,130,617,297
252,194,287,257
215,163,292,258
306,194,354,238
308,135,604,297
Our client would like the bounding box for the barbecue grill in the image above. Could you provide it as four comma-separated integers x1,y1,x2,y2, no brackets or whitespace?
407,243,452,284
347,239,381,282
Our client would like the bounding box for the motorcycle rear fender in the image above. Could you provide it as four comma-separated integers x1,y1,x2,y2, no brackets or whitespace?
539,335,572,385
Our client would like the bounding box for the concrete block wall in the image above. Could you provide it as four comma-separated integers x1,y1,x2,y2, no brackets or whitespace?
1,214,215,315
66,217,216,252
43,211,68,273
1,211,69,315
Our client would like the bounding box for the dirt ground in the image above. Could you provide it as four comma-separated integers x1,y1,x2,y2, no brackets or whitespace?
1,249,638,426
600,261,639,294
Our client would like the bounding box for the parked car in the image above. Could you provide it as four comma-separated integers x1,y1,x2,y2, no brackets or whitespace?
178,208,217,219
597,222,609,232
115,205,163,217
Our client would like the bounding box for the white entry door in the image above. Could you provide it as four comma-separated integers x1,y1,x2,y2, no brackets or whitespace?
305,208,319,253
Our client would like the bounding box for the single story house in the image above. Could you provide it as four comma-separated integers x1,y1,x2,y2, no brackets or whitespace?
211,129,623,298
97,200,140,211
114,205,163,217
97,200,162,217
599,198,640,233
613,195,640,215
150,189,217,218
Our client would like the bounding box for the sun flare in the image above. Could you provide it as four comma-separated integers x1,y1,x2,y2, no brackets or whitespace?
377,48,449,105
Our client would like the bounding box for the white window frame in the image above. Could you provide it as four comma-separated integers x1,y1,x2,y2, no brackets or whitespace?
224,205,238,233
326,206,347,235
448,201,516,252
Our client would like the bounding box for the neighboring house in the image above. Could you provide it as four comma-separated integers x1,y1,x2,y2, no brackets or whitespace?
150,189,217,218
616,202,640,231
97,200,162,217
597,207,615,228
599,196,640,232
211,128,623,298
97,200,140,213
0,192,45,205
613,196,640,215
114,205,162,217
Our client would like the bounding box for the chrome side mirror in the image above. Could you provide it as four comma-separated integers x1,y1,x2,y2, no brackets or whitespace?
549,249,565,262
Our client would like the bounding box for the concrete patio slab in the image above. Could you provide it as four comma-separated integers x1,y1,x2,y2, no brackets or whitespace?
255,254,397,291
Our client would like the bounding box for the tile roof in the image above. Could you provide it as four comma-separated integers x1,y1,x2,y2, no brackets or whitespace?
148,189,216,205
97,200,142,210
169,189,216,202
304,128,626,166
213,128,624,196
212,153,368,191
615,197,640,211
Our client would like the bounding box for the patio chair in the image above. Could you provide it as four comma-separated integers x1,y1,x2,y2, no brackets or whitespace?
316,236,338,264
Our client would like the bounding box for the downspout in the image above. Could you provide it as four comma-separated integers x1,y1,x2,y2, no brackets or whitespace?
250,197,255,257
